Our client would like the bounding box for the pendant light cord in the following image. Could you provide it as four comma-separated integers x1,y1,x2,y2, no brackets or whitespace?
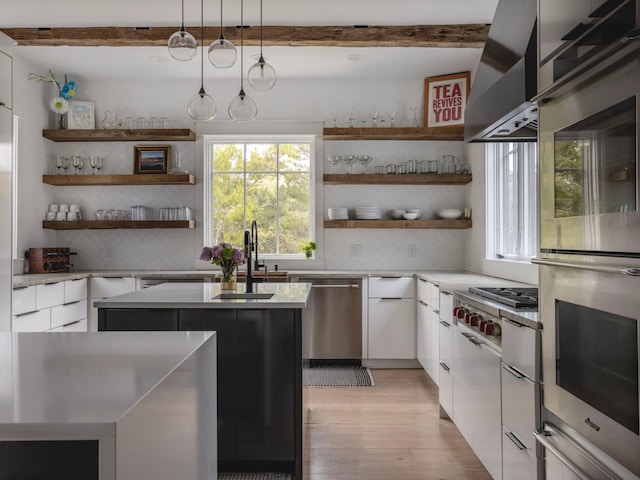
220,0,223,33
200,0,204,90
181,0,186,29
240,0,244,89
259,0,263,54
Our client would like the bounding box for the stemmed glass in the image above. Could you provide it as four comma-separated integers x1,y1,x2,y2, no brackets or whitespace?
72,156,83,175
61,157,70,175
389,111,397,127
55,156,63,175
342,155,356,174
378,113,387,128
408,106,419,127
370,112,379,129
332,112,339,128
327,155,342,174
356,155,372,174
89,156,102,175
347,113,355,128
359,117,368,128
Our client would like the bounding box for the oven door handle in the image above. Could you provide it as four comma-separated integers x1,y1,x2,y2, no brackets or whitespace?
532,258,640,276
534,424,625,480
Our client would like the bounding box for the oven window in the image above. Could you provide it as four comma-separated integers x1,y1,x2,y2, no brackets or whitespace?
556,299,639,434
554,96,636,218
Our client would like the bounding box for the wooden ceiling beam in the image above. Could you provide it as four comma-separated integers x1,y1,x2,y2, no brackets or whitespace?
1,24,488,48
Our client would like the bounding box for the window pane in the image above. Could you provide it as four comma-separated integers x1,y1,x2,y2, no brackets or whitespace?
279,173,311,254
213,144,244,172
212,173,245,246
246,144,277,172
246,173,278,254
279,144,311,172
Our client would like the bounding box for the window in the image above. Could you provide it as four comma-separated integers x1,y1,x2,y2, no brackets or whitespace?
203,135,314,257
486,142,537,260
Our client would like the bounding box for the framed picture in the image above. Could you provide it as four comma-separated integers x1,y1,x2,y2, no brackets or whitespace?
424,72,470,128
134,145,170,174
67,101,95,130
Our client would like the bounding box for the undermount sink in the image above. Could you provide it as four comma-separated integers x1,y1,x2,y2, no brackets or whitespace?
215,292,275,300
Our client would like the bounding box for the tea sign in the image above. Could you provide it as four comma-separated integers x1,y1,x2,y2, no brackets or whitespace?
424,72,470,128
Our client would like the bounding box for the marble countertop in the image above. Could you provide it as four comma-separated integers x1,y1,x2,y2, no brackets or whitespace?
0,331,214,424
95,282,312,309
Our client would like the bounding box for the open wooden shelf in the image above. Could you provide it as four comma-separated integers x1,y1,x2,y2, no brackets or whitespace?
43,174,195,186
43,220,195,230
322,126,464,141
42,128,195,142
323,173,471,185
324,219,472,229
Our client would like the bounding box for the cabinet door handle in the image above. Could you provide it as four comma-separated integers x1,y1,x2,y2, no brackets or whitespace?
460,332,474,339
0,101,5,107
380,297,402,301
439,320,451,328
505,431,527,450
62,320,81,328
434,309,439,314
467,336,482,346
63,300,81,306
439,362,450,372
503,364,525,379
379,276,402,279
13,286,28,290
440,292,451,297
15,310,40,317
504,318,525,328
418,278,428,283
418,300,428,306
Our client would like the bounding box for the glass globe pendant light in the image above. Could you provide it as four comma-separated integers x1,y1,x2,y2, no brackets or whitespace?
247,0,276,91
228,0,257,123
187,0,217,121
168,0,198,61
208,0,237,68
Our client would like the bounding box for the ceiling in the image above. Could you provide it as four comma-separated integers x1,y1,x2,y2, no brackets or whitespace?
0,0,499,81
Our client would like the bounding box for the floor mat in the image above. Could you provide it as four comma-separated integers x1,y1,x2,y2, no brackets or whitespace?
303,365,375,386
218,474,291,480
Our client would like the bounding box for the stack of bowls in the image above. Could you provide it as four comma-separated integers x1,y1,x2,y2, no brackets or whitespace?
328,207,349,220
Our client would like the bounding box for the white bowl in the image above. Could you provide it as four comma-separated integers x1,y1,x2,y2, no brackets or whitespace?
437,208,463,219
402,212,419,220
391,209,405,219
406,208,422,219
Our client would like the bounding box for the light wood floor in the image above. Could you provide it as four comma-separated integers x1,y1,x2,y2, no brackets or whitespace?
303,368,492,480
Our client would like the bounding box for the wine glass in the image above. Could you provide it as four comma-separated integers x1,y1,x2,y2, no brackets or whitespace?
370,112,379,129
389,111,397,127
94,157,102,174
359,117,368,128
378,113,387,128
342,155,356,174
408,106,419,127
89,156,99,174
327,155,342,174
55,156,63,175
61,157,70,175
347,113,355,128
356,155,372,174
332,112,339,128
72,156,83,175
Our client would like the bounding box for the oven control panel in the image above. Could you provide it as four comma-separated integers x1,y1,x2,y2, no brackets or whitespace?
453,302,502,346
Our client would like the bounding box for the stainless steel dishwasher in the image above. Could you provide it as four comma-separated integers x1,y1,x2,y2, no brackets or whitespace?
295,277,362,364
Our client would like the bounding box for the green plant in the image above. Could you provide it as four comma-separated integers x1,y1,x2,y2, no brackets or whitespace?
301,241,316,259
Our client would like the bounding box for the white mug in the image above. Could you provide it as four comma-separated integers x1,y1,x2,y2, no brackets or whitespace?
49,203,59,212
56,212,67,221
59,204,69,213
66,212,78,221
45,212,56,221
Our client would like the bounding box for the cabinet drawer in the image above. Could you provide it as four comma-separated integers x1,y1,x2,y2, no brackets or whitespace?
36,282,64,309
90,277,136,298
439,291,454,323
502,426,540,480
51,300,87,329
417,277,429,301
439,361,453,419
12,286,36,315
501,363,539,451
64,278,87,303
50,319,87,332
12,309,50,332
368,298,415,358
502,318,540,381
369,276,414,298
439,318,453,366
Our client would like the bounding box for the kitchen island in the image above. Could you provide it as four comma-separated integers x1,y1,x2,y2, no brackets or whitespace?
96,282,311,480
0,331,217,480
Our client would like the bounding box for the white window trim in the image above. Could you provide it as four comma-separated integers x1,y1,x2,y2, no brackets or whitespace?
203,134,316,260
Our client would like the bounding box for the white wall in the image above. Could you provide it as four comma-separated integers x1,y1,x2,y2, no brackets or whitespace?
9,49,535,281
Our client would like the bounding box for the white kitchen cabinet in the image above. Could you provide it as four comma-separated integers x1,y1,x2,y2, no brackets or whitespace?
0,51,11,109
502,426,540,480
51,300,87,329
63,278,87,304
36,282,65,310
417,299,429,368
12,309,50,332
88,277,137,331
369,276,414,298
368,297,415,359
426,306,440,385
438,319,454,418
12,286,36,315
416,277,440,384
50,318,88,332
453,322,502,480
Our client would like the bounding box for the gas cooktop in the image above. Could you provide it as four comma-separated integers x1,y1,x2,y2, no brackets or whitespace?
468,287,539,309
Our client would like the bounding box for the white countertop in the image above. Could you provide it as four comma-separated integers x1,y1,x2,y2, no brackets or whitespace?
0,331,214,424
95,282,312,309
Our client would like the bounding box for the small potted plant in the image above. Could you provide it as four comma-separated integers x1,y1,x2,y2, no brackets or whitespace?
301,241,316,259
200,243,246,290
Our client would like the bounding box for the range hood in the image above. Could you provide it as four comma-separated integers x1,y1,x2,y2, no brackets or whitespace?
464,0,538,142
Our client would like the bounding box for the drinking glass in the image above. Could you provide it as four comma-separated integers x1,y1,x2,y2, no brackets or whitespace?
124,117,134,129
356,155,372,173
94,157,103,174
332,112,339,128
61,157,70,174
327,155,342,173
72,156,83,175
408,106,419,127
389,111,397,127
342,155,356,174
378,113,387,128
55,156,64,175
359,117,368,128
370,112,379,129
89,156,100,174
347,113,355,128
